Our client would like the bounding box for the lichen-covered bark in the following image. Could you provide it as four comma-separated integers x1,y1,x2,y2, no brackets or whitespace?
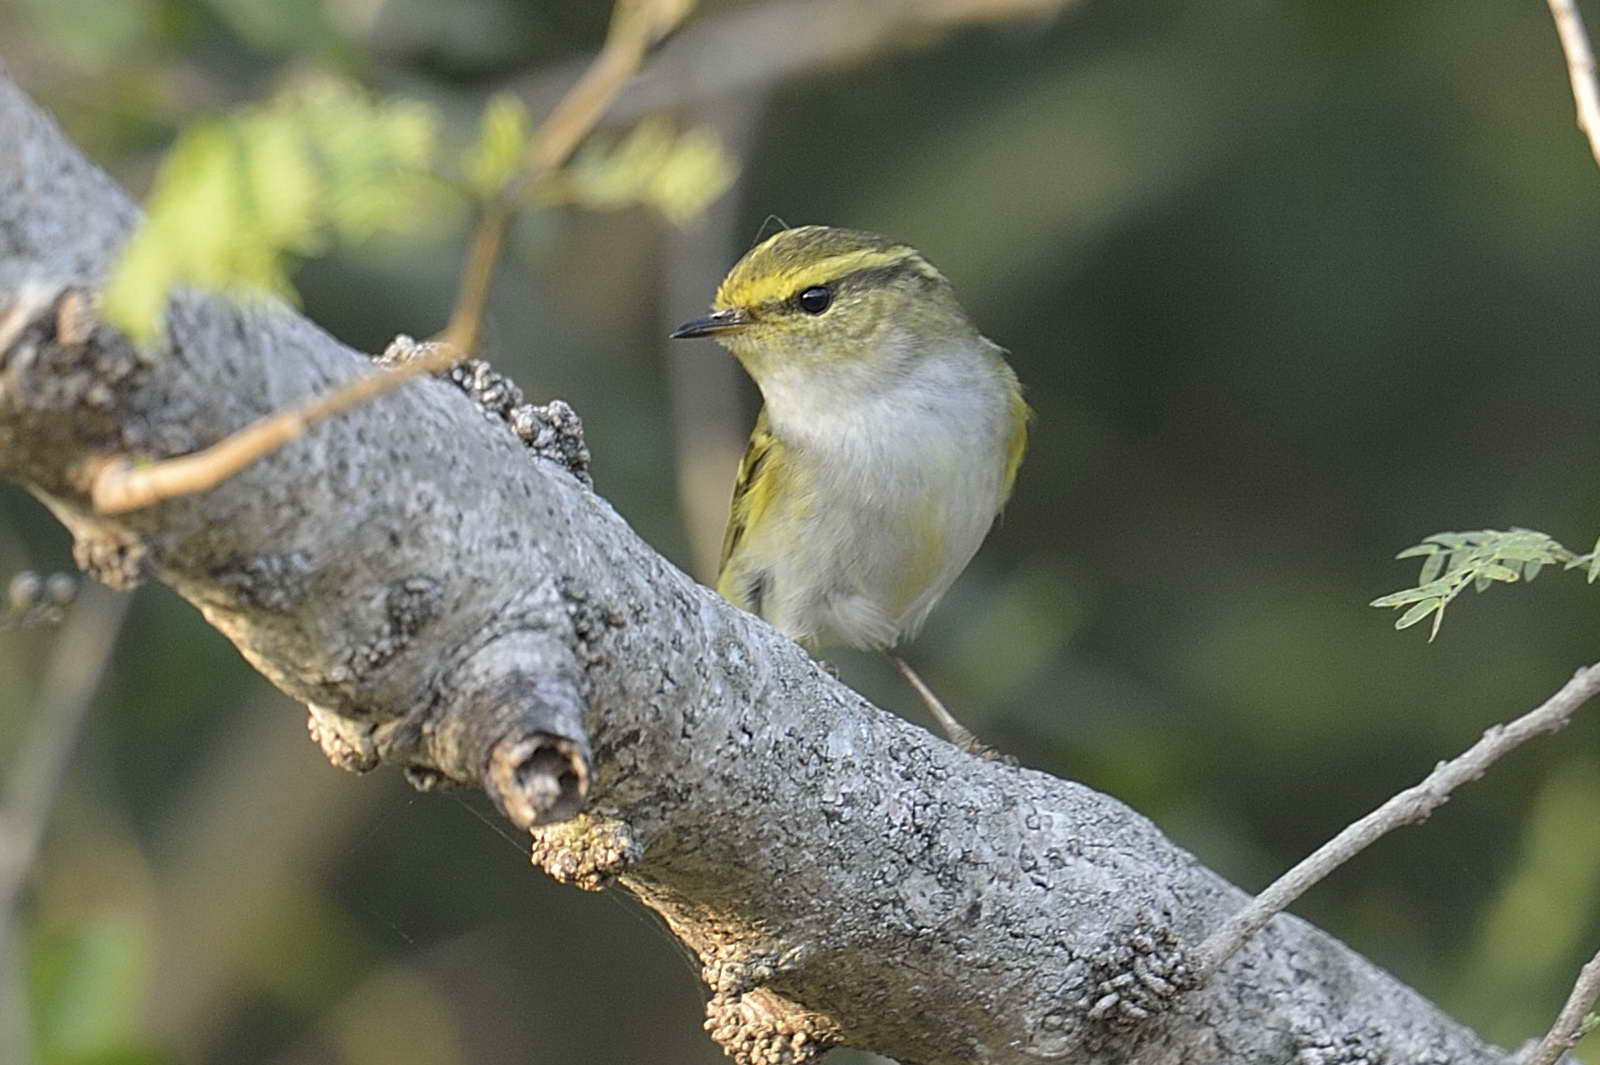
0,69,1513,1065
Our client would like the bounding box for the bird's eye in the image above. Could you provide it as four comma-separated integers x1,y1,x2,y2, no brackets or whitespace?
797,285,832,315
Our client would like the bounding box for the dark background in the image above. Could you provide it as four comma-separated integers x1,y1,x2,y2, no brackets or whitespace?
3,1,1598,1062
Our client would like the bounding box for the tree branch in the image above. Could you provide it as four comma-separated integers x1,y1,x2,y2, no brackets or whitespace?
514,0,1078,129
1194,663,1600,982
441,0,693,356
87,338,467,514
1526,947,1600,1065
1548,0,1600,170
0,585,129,923
0,67,1522,1065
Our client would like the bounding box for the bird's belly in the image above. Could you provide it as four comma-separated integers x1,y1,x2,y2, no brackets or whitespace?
751,447,1002,651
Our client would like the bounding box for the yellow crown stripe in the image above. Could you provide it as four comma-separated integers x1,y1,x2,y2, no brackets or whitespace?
717,247,936,309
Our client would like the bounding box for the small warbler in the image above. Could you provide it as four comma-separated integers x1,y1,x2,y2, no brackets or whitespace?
671,225,1028,655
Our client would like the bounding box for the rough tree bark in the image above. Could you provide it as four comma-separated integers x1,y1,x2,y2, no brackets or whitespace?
0,69,1516,1065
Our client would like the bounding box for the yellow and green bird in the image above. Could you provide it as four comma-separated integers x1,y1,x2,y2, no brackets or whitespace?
672,225,1028,655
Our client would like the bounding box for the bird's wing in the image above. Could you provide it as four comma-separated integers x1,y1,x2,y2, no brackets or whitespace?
716,408,781,602
1001,388,1032,509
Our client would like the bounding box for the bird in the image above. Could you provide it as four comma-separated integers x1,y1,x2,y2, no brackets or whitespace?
670,225,1028,684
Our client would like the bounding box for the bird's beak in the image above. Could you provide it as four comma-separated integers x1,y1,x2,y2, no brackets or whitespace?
669,308,751,339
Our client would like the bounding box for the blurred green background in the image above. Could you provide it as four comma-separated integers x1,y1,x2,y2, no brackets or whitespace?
4,0,1600,1062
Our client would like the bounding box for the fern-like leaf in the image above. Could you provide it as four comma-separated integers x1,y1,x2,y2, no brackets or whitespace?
538,116,737,225
104,80,738,346
104,78,445,344
464,93,532,200
1372,527,1597,640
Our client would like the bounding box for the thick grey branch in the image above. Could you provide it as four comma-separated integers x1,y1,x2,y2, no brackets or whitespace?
0,68,1522,1065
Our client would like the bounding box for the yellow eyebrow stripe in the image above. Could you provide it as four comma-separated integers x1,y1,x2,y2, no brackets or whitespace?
715,248,935,310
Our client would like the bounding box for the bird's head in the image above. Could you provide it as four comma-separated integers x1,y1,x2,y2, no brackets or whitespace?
670,225,977,389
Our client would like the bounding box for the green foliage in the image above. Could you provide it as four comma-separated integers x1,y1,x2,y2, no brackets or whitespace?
464,93,533,200
105,82,734,344
104,78,442,343
538,116,738,225
28,917,171,1065
1371,528,1600,640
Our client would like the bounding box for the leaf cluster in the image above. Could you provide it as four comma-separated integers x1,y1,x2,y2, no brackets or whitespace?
538,116,737,224
104,82,735,343
1371,528,1600,640
104,78,441,342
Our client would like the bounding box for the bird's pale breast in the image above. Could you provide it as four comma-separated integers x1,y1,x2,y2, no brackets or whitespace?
719,342,1018,651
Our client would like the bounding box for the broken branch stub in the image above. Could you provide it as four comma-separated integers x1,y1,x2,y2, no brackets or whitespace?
438,629,592,828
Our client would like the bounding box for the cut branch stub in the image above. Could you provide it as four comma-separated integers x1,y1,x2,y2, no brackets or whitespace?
432,628,592,829
306,623,593,829
487,731,589,828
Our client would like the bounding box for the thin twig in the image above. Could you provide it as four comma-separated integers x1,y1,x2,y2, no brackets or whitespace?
512,0,1076,131
438,205,510,358
0,584,131,958
87,0,692,515
90,339,463,513
1193,663,1600,982
527,0,693,178
439,0,693,355
1548,0,1600,170
1525,946,1600,1065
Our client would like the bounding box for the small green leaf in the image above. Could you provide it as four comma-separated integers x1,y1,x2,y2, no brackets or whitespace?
1377,527,1600,639
103,118,281,342
28,917,153,1062
104,78,444,345
1371,587,1437,608
540,116,737,225
465,93,531,199
1395,599,1440,630
239,111,324,257
1418,549,1446,584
